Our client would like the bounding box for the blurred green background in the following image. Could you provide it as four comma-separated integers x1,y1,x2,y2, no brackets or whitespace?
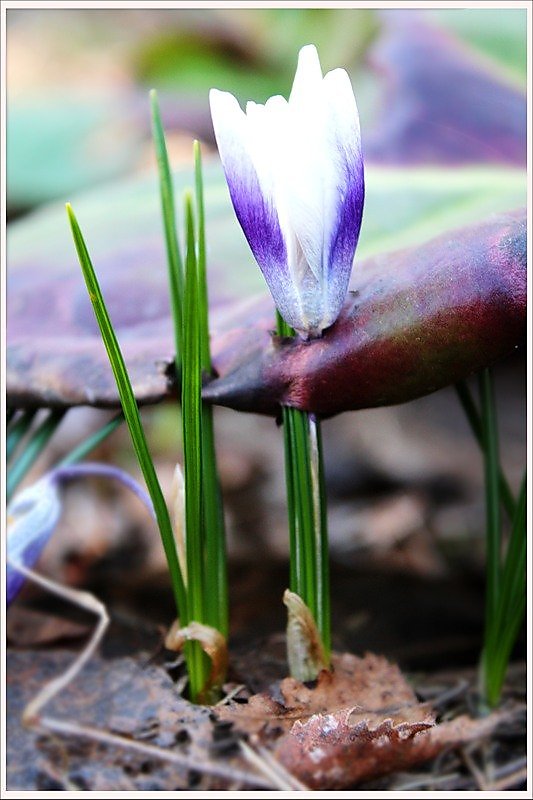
7,6,526,213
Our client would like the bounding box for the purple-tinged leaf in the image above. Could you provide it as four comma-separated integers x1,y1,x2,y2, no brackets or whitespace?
365,11,526,166
203,209,526,416
6,162,525,409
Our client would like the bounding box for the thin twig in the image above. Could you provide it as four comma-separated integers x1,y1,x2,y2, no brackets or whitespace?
490,765,527,791
460,746,489,791
395,771,461,791
415,679,470,710
240,739,308,791
7,560,109,725
215,684,247,706
493,755,527,781
37,717,272,788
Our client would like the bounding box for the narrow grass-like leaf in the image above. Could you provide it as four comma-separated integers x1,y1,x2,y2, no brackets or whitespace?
294,412,317,618
7,408,16,426
7,410,65,501
457,374,524,708
181,192,210,700
455,380,515,518
193,140,209,371
150,89,183,371
182,194,203,620
7,408,38,462
483,472,526,706
200,409,228,637
479,369,501,626
150,116,227,696
499,473,526,613
58,413,124,467
66,204,186,621
194,140,228,637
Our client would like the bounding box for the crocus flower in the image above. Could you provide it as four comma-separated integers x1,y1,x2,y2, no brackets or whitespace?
6,463,154,606
210,44,364,339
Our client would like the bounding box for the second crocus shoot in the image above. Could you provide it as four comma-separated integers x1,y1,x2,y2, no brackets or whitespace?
210,44,364,677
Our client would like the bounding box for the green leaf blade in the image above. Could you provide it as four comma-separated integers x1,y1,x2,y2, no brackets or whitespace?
66,203,187,621
7,409,65,501
150,89,184,371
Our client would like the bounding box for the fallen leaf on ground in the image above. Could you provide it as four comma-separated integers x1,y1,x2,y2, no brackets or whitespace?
217,652,513,789
218,653,422,734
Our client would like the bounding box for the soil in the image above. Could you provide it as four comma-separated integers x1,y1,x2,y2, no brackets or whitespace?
6,559,526,791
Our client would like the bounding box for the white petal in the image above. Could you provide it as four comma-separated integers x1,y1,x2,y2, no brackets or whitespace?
245,95,288,200
322,67,362,156
280,63,362,332
209,89,249,177
320,67,362,254
210,89,304,330
289,44,323,109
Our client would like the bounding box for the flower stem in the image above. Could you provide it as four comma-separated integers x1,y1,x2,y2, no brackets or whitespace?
277,312,331,670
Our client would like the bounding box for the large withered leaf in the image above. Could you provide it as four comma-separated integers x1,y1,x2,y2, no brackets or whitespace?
204,209,526,416
7,200,525,414
217,652,431,737
273,705,508,789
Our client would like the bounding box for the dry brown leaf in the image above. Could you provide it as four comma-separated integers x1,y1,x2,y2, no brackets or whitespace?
218,652,427,735
283,590,328,682
217,651,512,789
276,709,434,789
276,705,511,789
165,619,229,702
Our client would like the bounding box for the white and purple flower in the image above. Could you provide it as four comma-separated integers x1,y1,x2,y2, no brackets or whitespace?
210,44,364,338
6,463,154,606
